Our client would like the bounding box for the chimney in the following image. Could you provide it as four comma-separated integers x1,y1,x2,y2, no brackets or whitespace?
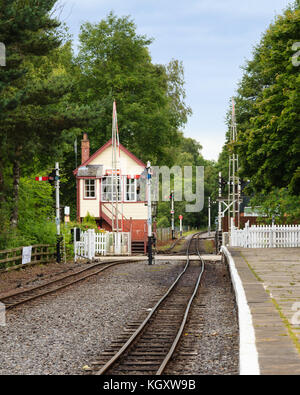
81,133,90,164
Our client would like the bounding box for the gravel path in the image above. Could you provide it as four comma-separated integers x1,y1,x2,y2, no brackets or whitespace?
0,260,184,375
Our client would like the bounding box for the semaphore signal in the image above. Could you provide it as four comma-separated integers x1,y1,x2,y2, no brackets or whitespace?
35,176,49,181
35,164,61,263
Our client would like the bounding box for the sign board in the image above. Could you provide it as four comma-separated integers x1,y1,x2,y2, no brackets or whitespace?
64,206,70,216
22,246,32,265
170,210,174,214
179,215,183,220
106,169,121,175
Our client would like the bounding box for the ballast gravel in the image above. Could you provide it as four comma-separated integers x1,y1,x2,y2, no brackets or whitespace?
0,258,239,375
0,260,184,375
0,261,89,296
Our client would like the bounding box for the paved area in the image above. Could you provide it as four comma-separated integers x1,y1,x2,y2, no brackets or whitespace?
95,254,221,262
228,247,300,375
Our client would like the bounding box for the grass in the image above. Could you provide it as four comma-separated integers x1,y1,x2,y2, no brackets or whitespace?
203,240,214,254
240,252,264,282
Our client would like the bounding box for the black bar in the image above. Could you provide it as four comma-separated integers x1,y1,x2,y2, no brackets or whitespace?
172,228,175,240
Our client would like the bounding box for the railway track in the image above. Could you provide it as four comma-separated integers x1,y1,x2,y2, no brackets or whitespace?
158,231,208,255
0,259,136,310
156,236,185,254
91,232,205,375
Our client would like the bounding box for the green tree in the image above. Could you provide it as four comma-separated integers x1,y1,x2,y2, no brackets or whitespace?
218,2,300,224
233,2,300,194
0,176,56,249
75,12,191,165
0,3,96,229
156,136,218,230
251,188,300,224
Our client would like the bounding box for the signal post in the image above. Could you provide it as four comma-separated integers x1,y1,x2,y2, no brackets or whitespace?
35,163,61,263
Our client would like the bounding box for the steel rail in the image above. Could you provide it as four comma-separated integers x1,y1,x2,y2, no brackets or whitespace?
1,259,137,310
157,236,185,254
156,233,205,374
96,232,204,375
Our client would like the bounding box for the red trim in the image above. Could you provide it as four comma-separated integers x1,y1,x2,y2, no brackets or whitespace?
73,139,146,175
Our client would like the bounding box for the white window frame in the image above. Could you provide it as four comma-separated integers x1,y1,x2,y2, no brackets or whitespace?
84,179,96,198
125,177,137,202
101,176,122,202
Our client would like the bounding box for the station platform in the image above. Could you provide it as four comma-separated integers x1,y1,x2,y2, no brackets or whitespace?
222,247,300,375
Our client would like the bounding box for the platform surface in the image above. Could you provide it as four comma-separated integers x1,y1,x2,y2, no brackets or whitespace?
95,254,221,262
228,247,300,375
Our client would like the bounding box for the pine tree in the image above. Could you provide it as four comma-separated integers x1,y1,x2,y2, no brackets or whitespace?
0,1,95,228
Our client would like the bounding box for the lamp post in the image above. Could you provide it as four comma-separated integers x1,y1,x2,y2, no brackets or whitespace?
179,215,183,237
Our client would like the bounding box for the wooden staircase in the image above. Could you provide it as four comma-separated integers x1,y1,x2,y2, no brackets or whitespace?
100,203,130,232
100,203,146,254
131,241,145,254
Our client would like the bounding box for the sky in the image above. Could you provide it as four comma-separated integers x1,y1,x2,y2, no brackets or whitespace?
56,0,292,161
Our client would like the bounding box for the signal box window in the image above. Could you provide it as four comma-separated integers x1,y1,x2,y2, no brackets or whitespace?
125,178,137,201
84,179,96,198
102,176,122,202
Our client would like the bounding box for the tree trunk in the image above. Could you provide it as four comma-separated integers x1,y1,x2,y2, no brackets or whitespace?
0,168,4,203
10,153,21,228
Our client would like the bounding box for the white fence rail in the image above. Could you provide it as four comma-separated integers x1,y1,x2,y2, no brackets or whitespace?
230,223,300,248
74,229,131,261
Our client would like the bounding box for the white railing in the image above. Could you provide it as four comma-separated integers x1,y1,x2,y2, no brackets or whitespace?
230,222,300,248
95,233,107,255
74,229,131,261
74,229,95,261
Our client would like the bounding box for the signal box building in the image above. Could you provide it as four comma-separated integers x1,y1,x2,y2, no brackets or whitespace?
73,134,148,253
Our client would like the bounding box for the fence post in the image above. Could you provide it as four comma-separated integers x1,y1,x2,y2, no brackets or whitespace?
0,302,5,327
74,228,77,262
87,229,95,261
270,225,273,248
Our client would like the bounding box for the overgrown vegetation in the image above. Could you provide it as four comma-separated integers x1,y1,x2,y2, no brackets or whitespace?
218,1,300,224
0,3,215,249
2,1,298,249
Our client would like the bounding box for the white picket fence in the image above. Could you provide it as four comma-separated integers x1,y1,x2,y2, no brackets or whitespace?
74,229,131,261
230,223,300,248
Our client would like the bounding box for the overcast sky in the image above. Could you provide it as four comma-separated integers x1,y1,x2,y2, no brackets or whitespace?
57,0,292,160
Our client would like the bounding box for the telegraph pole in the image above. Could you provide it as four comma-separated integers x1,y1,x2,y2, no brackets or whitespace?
55,162,61,263
218,172,222,232
171,190,175,240
228,98,240,231
35,164,61,263
147,161,153,265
